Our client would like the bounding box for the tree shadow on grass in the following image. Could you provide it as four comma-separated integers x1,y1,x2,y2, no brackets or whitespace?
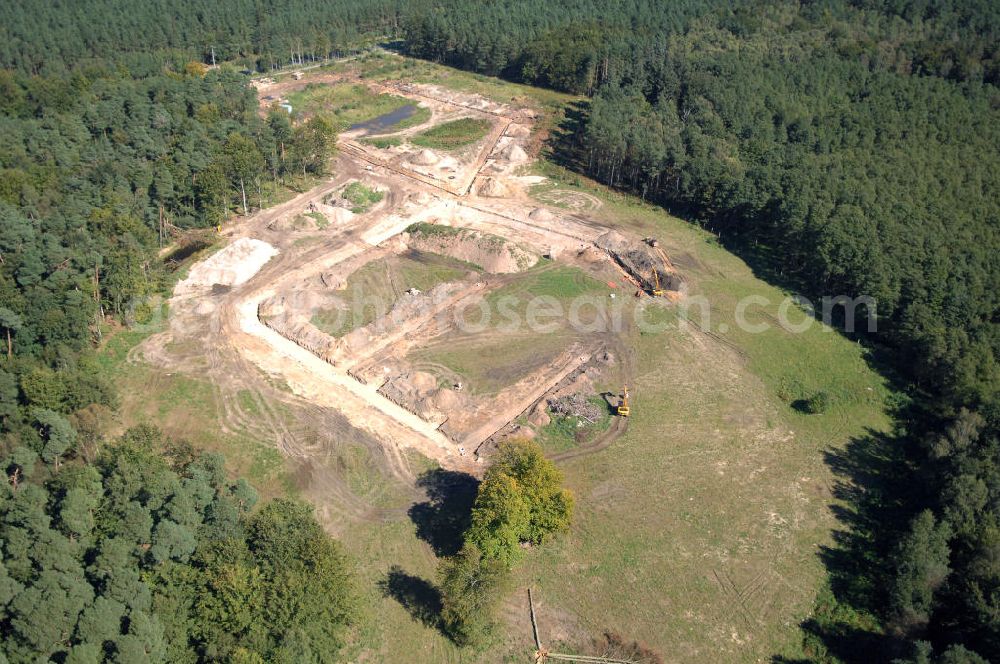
408,468,479,557
774,425,924,662
545,99,590,169
378,565,443,630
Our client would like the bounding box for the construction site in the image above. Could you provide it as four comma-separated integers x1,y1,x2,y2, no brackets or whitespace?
151,74,685,473
117,58,896,662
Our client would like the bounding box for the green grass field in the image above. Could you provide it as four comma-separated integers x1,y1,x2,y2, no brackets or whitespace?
406,264,609,396
410,117,493,151
412,334,571,397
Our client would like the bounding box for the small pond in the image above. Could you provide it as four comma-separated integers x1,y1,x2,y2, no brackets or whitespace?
349,104,417,134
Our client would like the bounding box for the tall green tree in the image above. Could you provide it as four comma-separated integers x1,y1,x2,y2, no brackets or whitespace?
223,134,265,216
892,510,953,636
438,542,510,647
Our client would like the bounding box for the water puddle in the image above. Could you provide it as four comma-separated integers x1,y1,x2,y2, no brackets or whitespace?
350,104,417,134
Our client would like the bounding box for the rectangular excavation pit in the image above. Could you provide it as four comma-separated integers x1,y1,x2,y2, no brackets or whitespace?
341,261,613,445
310,249,482,339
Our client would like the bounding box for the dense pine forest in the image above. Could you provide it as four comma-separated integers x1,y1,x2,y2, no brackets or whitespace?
1,0,999,662
0,0,402,74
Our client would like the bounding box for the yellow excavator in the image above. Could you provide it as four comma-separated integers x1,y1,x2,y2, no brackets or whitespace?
616,385,631,417
651,268,665,297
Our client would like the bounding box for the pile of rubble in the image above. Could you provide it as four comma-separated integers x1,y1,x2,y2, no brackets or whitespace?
548,393,603,423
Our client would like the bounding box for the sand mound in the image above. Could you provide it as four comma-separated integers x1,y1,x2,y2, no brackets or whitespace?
179,238,278,291
508,424,536,440
407,226,538,273
269,212,319,232
578,245,605,263
431,389,462,411
477,177,509,198
503,144,528,162
529,207,554,221
528,401,550,427
411,149,439,165
377,369,460,423
507,124,530,138
410,371,438,392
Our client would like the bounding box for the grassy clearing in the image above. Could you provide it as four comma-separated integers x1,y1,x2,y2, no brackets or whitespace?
311,251,475,337
141,55,894,663
361,136,402,149
484,263,607,311
407,264,608,396
342,182,384,213
285,83,429,131
410,117,493,151
503,173,892,661
94,326,294,503
334,116,889,664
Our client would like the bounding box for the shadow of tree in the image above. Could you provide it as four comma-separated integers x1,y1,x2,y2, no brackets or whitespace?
408,468,479,557
378,565,443,629
545,99,590,169
779,424,925,662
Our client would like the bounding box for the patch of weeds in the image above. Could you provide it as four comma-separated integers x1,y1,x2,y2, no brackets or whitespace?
411,117,492,151
796,391,832,414
342,182,384,213
363,136,403,149
406,222,463,237
307,211,329,229
236,390,261,417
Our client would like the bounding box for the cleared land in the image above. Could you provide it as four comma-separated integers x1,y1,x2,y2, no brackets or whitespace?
116,52,892,663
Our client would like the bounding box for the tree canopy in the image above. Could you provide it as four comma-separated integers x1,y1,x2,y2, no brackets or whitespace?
0,425,356,663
